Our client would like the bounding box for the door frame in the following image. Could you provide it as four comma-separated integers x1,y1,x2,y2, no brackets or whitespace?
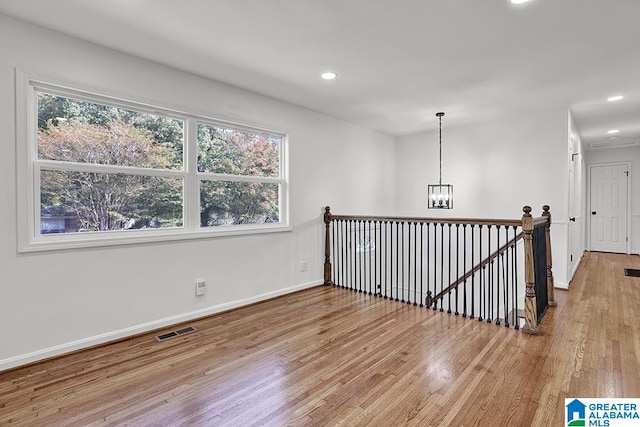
566,133,583,282
586,161,631,254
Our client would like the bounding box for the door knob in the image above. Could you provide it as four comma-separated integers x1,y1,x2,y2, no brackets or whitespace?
591,211,597,215
569,217,576,222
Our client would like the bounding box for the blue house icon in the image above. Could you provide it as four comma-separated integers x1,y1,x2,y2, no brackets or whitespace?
567,399,586,422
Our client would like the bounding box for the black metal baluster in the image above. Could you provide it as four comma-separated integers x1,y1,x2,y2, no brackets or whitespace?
360,219,364,293
388,221,392,300
495,225,501,326
447,223,452,314
380,221,384,297
439,222,444,312
462,224,467,317
374,220,379,296
384,221,388,299
426,222,432,308
432,222,438,311
367,220,372,295
402,222,411,304
345,220,349,290
404,222,408,304
395,221,400,302
413,222,422,305
420,222,424,307
400,221,405,303
344,220,348,290
389,222,396,299
344,220,349,289
500,226,508,327
339,220,344,288
358,220,363,293
479,225,484,322
344,220,349,290
502,226,510,327
513,225,519,330
353,220,357,292
404,221,408,304
455,223,460,316
353,219,358,292
429,222,435,310
343,220,353,289
405,222,411,304
487,225,495,323
363,220,368,294
470,224,475,319
388,221,395,299
331,220,340,286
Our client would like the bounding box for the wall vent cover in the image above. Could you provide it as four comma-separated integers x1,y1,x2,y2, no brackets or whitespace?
624,268,640,278
155,326,198,342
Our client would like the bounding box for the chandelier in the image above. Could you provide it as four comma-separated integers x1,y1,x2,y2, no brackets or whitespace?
428,112,453,209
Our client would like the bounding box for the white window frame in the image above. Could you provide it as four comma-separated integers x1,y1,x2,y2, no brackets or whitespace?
16,70,290,252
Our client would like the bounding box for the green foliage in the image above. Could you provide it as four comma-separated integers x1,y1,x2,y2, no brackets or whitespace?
200,181,279,226
38,93,184,167
197,124,280,226
37,92,281,234
39,120,183,231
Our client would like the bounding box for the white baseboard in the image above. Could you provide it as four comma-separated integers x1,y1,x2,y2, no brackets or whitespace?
0,280,323,372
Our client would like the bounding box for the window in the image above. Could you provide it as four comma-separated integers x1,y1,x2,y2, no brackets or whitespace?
17,72,289,251
197,123,282,227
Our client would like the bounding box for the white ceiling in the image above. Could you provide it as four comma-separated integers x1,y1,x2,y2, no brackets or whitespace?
1,0,640,147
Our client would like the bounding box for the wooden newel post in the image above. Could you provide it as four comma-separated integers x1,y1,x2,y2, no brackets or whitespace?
542,205,557,307
522,206,540,335
324,206,333,285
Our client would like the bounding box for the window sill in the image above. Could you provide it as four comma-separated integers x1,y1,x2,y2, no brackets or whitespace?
18,224,293,253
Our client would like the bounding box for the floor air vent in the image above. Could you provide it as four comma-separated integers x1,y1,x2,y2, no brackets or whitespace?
155,326,198,342
624,268,640,278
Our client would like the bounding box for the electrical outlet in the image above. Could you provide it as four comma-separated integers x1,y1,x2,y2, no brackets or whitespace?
300,261,309,272
195,278,206,296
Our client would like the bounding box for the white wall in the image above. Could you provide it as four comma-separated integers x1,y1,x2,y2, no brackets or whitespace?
585,146,640,254
394,109,570,286
0,15,395,370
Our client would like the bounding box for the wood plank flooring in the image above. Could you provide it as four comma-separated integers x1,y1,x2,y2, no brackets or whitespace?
1,251,639,426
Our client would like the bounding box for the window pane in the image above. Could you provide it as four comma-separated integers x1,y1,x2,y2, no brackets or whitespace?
200,181,280,227
40,170,183,234
197,123,280,177
37,93,184,170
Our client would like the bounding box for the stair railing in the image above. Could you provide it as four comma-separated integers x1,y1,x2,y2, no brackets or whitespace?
323,205,555,333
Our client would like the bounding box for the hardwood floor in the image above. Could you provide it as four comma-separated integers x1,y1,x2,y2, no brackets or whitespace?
1,251,639,426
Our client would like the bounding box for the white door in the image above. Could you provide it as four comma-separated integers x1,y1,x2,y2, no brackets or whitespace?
589,164,629,253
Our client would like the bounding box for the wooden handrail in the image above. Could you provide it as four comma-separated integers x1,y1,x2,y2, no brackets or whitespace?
328,213,521,228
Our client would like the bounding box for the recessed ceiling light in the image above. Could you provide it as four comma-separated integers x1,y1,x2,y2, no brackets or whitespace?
511,0,533,4
321,72,337,80
607,95,624,102
607,129,619,134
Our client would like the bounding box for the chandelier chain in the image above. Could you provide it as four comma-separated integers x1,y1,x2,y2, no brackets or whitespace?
438,113,442,185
